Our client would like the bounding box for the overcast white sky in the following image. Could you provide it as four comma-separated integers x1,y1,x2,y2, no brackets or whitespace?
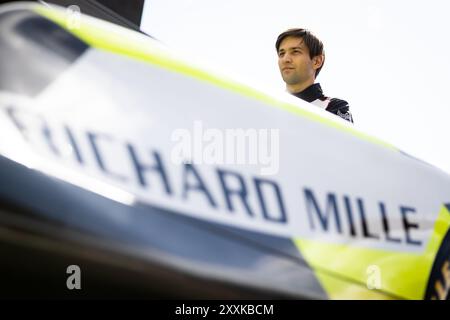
140,0,450,175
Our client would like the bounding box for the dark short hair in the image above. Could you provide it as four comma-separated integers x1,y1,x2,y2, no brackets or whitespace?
275,28,325,77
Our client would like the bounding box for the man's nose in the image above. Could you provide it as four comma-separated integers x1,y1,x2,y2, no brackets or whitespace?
281,53,292,63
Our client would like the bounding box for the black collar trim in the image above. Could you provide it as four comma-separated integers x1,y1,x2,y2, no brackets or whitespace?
292,83,325,103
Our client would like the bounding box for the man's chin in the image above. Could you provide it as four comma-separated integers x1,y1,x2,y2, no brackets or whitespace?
284,78,301,86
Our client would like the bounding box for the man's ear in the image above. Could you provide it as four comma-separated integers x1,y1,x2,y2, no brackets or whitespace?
312,54,324,70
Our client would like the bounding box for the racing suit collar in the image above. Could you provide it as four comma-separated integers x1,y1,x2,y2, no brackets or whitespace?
292,83,324,103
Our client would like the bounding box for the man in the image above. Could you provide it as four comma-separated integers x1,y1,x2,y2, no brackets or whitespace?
276,28,353,123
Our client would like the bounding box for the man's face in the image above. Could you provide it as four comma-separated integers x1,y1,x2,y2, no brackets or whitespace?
278,36,316,87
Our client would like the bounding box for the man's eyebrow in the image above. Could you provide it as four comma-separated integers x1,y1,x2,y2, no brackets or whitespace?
279,46,303,52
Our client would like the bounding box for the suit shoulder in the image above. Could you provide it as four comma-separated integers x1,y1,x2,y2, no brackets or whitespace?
327,98,350,111
326,98,354,123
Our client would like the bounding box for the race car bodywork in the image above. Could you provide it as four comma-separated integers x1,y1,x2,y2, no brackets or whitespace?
0,2,449,299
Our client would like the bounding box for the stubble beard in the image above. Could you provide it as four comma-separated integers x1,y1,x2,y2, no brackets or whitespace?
283,72,302,86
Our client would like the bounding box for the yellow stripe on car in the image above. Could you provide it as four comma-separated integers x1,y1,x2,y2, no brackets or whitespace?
294,204,450,299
